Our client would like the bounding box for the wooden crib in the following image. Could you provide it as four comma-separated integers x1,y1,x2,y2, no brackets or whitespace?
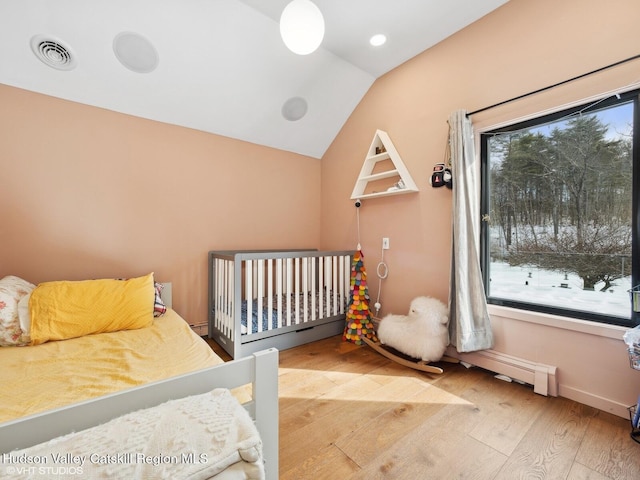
208,250,354,359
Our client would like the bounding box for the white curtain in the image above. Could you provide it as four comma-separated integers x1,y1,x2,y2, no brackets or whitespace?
448,110,493,352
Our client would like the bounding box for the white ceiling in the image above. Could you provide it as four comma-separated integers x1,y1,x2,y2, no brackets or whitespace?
0,0,509,158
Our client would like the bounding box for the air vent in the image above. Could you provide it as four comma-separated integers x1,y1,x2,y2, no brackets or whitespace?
30,35,77,71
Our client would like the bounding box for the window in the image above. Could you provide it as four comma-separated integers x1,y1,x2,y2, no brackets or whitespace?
480,90,639,327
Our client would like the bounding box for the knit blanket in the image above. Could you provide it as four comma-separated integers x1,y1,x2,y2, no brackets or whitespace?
2,389,264,479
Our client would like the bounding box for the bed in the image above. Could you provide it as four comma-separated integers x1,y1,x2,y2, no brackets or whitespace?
208,250,354,359
0,274,279,479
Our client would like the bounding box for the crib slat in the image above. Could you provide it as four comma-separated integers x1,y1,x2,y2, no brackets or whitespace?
338,255,343,314
331,255,338,315
217,258,227,337
229,260,235,338
302,257,308,324
214,258,221,335
311,257,317,321
294,257,300,325
213,258,219,333
257,260,264,333
267,259,273,332
221,259,225,335
324,256,330,316
318,256,324,319
276,259,283,328
229,260,235,336
342,255,349,314
286,258,292,326
220,259,226,336
246,259,253,335
224,259,232,337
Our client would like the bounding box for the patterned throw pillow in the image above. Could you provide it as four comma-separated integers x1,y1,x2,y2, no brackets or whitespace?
154,282,167,317
0,276,35,346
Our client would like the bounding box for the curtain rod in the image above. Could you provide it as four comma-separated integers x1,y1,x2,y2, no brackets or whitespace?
467,53,640,117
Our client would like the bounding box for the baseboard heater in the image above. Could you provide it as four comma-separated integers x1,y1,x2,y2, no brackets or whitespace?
446,347,558,396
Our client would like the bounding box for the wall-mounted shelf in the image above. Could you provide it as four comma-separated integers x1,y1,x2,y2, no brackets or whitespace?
351,130,418,200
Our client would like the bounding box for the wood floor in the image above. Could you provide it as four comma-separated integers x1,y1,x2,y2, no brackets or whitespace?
206,335,640,480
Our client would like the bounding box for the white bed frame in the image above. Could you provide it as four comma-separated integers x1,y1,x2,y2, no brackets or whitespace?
0,347,279,480
209,249,354,359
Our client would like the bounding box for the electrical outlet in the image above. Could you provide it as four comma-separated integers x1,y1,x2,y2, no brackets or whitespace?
382,237,390,250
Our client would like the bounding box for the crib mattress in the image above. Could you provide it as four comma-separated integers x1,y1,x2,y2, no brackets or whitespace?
0,309,223,423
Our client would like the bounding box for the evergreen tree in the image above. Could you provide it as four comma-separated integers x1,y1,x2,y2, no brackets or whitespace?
489,112,632,291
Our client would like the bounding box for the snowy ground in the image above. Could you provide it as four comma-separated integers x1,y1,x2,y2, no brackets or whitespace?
488,261,631,320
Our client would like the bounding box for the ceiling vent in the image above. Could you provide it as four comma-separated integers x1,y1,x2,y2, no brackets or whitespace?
30,35,77,71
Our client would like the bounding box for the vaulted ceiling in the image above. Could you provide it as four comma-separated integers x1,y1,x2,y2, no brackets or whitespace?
0,0,509,158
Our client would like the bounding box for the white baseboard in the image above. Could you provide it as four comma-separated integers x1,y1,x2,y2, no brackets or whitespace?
445,346,558,397
560,385,632,419
446,346,633,419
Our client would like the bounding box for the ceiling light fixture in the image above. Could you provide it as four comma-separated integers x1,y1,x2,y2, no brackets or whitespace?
280,0,324,55
369,34,387,47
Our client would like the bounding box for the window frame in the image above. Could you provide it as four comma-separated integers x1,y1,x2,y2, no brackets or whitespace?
479,89,640,328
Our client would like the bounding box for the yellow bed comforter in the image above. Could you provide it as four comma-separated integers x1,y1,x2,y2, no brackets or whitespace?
0,309,223,423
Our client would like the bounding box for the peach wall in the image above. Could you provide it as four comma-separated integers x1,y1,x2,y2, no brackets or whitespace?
2,0,640,418
0,85,321,324
321,0,640,416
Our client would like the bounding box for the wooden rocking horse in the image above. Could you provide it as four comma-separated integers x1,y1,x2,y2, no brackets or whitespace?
362,336,459,374
364,296,460,374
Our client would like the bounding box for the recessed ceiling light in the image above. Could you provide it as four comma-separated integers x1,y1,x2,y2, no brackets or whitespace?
369,34,387,47
113,32,159,73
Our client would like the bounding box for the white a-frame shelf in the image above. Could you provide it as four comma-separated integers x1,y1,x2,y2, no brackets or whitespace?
351,130,419,200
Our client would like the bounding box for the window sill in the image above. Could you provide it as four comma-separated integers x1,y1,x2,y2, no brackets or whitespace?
487,304,629,341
